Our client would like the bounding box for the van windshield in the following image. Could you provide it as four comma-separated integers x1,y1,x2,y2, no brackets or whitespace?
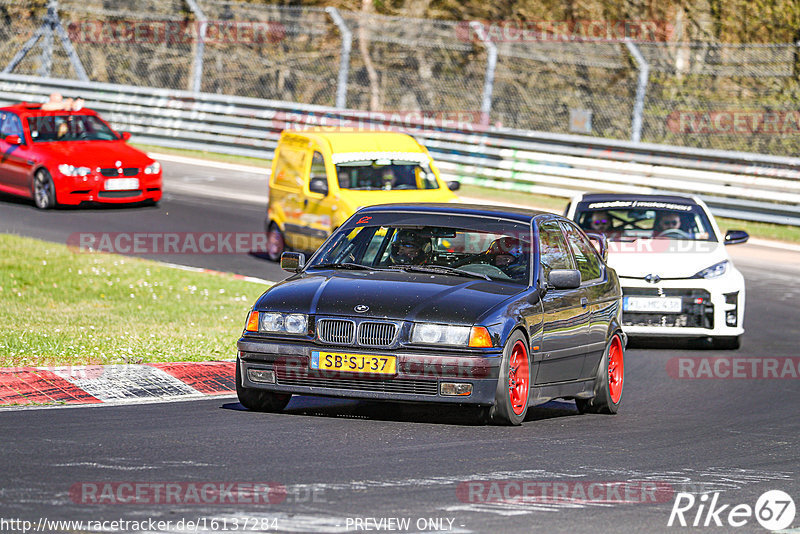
335,160,440,191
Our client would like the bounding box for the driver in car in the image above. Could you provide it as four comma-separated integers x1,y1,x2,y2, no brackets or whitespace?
654,212,682,236
389,230,429,265
487,237,527,279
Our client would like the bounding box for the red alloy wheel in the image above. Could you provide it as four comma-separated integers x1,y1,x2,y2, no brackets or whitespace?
607,335,624,404
508,340,529,415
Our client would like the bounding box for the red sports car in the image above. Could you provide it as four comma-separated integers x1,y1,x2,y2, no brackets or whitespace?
0,103,162,209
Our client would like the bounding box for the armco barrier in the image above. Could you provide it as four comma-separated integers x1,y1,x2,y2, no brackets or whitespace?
1,73,799,225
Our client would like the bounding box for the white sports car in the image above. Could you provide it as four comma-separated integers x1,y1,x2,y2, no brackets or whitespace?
566,193,748,349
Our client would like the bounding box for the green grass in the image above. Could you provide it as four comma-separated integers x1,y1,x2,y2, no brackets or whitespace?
0,234,269,367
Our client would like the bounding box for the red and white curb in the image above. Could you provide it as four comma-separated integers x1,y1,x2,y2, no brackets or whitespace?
0,361,236,407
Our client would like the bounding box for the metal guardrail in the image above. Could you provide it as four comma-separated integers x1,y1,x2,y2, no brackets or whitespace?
2,73,800,226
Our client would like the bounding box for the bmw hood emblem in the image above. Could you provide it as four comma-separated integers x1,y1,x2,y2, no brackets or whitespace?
354,304,369,313
644,274,661,284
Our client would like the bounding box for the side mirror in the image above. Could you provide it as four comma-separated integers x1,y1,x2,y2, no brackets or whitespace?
280,252,305,272
5,134,21,145
724,230,749,245
548,269,581,290
120,131,132,141
309,176,328,196
447,181,460,191
584,231,609,262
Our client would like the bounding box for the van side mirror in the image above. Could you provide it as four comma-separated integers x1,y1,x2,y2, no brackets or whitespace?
548,269,581,290
724,230,749,245
309,177,328,196
280,252,305,272
5,134,21,145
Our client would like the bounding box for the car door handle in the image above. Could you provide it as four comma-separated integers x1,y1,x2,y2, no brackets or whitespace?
581,297,589,308
303,199,308,208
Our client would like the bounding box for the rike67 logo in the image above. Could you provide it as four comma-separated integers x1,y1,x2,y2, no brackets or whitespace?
668,490,795,530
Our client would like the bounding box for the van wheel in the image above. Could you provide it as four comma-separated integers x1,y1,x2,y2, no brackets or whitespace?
266,222,285,262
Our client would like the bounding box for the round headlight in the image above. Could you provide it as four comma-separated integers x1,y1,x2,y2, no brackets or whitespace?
416,324,441,344
260,312,283,332
284,314,307,334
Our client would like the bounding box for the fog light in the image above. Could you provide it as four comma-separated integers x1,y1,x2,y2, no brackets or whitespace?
726,311,737,327
247,368,275,384
440,382,472,396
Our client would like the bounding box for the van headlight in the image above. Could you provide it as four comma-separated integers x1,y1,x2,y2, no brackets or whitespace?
692,260,728,279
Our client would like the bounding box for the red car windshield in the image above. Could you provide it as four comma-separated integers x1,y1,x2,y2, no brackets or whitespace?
27,115,119,142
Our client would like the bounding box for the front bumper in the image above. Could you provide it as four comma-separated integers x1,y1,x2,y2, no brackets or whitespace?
55,173,162,205
620,272,745,338
237,338,503,405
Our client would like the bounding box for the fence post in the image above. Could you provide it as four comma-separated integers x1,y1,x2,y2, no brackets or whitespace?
326,7,351,109
185,0,207,93
4,0,88,80
469,21,496,125
625,40,649,143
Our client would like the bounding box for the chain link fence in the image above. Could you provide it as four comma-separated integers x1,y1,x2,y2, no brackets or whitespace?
0,0,798,156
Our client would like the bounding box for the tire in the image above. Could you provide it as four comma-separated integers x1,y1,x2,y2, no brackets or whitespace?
486,330,531,426
266,222,286,262
235,358,291,412
713,335,741,350
576,333,624,415
33,169,57,210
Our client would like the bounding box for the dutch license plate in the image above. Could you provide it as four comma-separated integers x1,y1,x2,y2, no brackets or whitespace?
623,296,682,313
104,178,139,191
310,351,396,375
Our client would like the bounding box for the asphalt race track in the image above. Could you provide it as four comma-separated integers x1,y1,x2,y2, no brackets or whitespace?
0,159,798,533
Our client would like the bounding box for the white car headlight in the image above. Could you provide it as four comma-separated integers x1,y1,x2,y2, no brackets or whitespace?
58,164,91,176
144,161,161,175
411,323,471,346
693,260,728,279
258,312,308,335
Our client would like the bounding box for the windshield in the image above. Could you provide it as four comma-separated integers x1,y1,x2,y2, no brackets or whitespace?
308,219,532,284
574,200,717,242
335,160,439,191
27,115,119,142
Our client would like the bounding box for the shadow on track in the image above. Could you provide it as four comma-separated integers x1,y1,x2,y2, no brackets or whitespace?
221,396,580,426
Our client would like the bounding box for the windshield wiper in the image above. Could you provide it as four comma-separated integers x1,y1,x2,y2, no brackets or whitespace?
389,264,491,280
309,262,375,271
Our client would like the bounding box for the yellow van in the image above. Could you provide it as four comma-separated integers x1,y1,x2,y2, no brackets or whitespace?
265,130,460,260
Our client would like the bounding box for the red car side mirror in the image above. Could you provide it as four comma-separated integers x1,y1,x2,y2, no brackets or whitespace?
5,135,22,145
120,131,132,141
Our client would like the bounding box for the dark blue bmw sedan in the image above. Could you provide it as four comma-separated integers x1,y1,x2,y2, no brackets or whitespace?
237,204,624,425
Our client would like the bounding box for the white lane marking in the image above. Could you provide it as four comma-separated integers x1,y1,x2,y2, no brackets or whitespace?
156,261,275,285
150,152,270,175
748,237,800,252
51,365,201,401
163,181,266,205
